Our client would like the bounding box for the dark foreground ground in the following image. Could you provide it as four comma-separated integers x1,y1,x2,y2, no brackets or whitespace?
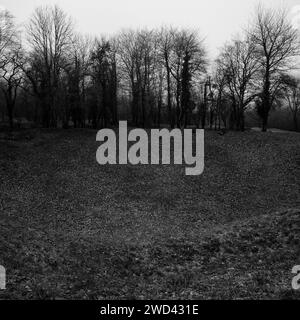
0,129,299,299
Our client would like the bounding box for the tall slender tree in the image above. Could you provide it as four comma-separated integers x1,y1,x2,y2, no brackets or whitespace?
250,6,300,131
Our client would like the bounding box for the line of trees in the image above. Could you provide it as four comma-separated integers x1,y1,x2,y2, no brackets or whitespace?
214,6,300,131
0,5,299,131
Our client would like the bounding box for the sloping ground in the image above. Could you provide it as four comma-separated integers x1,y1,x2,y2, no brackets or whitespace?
251,127,300,134
0,129,299,299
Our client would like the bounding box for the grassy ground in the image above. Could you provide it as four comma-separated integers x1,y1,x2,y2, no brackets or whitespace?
0,128,299,299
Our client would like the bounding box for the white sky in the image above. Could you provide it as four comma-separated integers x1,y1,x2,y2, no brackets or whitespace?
0,0,299,59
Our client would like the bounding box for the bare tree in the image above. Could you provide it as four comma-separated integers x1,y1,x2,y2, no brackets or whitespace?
89,37,118,128
250,5,300,132
280,74,300,131
26,5,73,127
63,34,93,128
213,63,227,129
0,9,22,129
216,37,259,131
0,10,18,66
117,30,140,125
117,29,158,127
159,27,176,128
0,46,23,129
170,29,207,128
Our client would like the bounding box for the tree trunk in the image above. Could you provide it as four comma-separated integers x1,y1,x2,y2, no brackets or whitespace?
261,65,271,133
293,113,298,132
240,109,245,132
166,68,173,128
157,97,162,128
262,116,268,132
7,104,13,130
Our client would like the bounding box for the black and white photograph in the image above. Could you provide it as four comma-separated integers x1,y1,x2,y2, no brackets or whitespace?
0,0,300,307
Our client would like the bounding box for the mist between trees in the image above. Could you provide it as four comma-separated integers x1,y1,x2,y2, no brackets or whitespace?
0,4,299,132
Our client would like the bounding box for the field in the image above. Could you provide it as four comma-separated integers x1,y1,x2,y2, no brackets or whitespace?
0,128,299,299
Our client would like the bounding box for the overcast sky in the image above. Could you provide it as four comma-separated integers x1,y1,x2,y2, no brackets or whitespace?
1,0,300,59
